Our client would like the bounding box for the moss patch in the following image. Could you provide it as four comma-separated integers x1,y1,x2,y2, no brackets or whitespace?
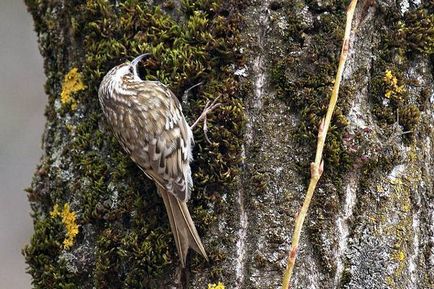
23,212,80,288
266,1,353,273
24,0,245,287
398,7,434,56
368,3,434,139
270,1,352,177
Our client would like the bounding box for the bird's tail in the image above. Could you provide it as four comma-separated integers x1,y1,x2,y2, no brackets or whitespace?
159,187,208,267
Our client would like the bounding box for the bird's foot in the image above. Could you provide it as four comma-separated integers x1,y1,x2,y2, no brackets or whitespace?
190,96,221,144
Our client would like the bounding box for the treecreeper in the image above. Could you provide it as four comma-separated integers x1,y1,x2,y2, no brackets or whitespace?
98,54,208,267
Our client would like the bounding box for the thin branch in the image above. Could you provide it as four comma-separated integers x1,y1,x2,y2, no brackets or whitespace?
281,1,358,288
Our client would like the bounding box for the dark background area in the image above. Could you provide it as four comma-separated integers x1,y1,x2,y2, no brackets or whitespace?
0,0,46,288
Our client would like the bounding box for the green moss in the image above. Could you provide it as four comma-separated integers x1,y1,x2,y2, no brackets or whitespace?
94,226,170,288
268,1,353,273
367,4,429,142
25,0,245,287
399,104,421,132
398,7,434,56
23,214,79,288
268,1,427,276
270,1,352,180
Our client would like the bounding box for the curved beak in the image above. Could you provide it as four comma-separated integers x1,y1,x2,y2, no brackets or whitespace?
131,53,150,67
131,53,150,79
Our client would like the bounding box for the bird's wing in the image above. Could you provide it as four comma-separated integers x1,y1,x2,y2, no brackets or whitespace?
134,81,193,201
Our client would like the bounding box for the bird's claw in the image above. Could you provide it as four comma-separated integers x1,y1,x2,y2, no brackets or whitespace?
191,96,222,144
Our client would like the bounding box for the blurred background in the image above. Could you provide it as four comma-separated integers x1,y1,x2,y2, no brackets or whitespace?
0,0,46,288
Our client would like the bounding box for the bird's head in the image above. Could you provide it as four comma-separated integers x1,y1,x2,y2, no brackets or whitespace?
99,53,150,101
112,53,150,82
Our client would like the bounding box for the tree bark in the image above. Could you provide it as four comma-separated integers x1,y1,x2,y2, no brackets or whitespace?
24,0,434,289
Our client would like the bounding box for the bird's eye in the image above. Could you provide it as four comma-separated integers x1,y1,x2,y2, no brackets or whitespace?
129,66,134,73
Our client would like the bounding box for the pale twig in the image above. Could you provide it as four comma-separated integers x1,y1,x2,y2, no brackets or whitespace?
281,1,358,288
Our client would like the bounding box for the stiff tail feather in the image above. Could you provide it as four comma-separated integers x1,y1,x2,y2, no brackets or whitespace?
159,187,208,267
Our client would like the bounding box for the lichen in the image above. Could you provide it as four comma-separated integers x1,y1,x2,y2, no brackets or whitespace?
60,67,86,111
50,203,79,249
347,141,423,288
383,171,416,288
208,282,225,289
383,69,405,100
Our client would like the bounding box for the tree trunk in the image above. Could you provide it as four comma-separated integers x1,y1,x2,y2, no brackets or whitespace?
24,0,434,288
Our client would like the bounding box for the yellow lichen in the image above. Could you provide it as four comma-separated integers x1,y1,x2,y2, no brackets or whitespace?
60,67,86,111
376,184,385,193
389,177,403,193
380,149,423,287
50,203,79,249
392,250,406,262
383,69,405,99
385,276,394,286
208,282,225,289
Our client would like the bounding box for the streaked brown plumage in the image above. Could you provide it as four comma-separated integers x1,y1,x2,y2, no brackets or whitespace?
98,54,207,267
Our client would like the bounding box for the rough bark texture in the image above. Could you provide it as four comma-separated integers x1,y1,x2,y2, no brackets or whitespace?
24,0,434,289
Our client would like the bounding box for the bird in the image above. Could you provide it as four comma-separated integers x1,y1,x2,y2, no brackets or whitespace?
98,53,208,267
